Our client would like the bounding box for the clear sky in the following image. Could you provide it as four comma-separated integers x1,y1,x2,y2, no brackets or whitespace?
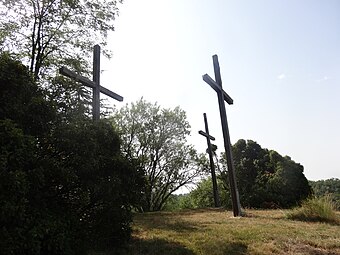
100,0,340,181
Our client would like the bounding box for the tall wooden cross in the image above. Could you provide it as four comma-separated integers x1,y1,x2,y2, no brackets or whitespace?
59,44,123,121
199,113,220,207
202,55,241,217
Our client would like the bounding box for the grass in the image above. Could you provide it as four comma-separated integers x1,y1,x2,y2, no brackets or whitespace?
286,196,339,224
119,208,340,255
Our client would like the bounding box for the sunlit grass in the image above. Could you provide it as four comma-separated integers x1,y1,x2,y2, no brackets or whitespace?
286,195,339,224
119,208,340,255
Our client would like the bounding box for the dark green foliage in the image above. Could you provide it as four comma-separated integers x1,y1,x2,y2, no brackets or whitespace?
0,52,55,136
0,53,145,254
0,120,34,254
164,139,312,210
220,139,312,208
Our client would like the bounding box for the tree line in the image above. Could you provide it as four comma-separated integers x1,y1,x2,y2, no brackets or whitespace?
309,178,340,209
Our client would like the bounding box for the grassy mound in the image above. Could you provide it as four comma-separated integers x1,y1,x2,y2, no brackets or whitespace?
286,195,339,224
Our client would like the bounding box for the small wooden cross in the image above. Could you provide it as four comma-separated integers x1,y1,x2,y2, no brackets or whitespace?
202,54,241,217
199,113,220,207
59,45,123,121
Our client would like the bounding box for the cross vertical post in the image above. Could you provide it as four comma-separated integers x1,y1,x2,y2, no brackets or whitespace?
202,54,241,217
199,113,220,207
93,45,101,121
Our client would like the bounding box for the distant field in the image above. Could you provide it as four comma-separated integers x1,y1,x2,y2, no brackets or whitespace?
122,209,340,255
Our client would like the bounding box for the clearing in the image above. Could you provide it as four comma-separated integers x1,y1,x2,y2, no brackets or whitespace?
122,208,340,255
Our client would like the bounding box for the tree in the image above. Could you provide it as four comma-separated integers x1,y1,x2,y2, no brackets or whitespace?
220,139,311,208
188,177,230,209
0,53,145,254
266,154,311,207
110,98,207,211
0,0,121,119
228,139,267,206
162,193,194,211
0,0,122,81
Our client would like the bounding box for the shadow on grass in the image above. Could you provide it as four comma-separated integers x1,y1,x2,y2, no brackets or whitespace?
134,213,199,233
222,242,248,255
172,208,226,215
242,210,285,220
123,238,195,255
91,240,249,255
199,240,248,255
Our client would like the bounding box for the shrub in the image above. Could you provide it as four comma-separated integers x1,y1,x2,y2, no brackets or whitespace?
286,195,339,224
0,53,145,254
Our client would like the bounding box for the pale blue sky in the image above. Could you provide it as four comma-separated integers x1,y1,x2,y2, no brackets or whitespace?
101,0,340,181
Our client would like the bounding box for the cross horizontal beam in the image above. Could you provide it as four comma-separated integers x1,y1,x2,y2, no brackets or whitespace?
202,74,233,105
59,67,123,102
198,130,215,140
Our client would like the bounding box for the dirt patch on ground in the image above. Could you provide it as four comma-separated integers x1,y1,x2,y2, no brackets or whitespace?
284,242,340,255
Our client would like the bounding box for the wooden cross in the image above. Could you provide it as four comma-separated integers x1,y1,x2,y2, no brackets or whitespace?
199,113,220,207
59,44,123,121
202,54,241,217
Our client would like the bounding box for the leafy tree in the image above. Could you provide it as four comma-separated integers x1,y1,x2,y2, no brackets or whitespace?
0,53,145,254
189,177,230,209
0,0,122,80
266,155,311,207
163,194,194,211
110,98,207,211
162,177,231,211
219,139,311,208
227,139,267,206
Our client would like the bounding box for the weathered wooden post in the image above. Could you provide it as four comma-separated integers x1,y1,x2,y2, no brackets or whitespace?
202,55,242,217
93,45,101,120
199,113,220,207
59,44,123,120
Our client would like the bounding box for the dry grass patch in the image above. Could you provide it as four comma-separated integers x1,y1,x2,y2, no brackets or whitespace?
286,196,339,225
121,208,340,255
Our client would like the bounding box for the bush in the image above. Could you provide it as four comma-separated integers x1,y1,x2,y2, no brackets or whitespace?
221,140,312,208
286,195,339,224
0,53,145,254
